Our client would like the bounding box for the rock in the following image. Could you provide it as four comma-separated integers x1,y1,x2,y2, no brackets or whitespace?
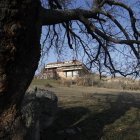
21,89,58,140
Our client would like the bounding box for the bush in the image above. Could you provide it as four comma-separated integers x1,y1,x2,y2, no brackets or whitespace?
58,79,72,87
102,79,140,91
75,74,102,87
58,74,140,91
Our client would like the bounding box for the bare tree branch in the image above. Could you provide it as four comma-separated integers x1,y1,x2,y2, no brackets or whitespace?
40,0,140,77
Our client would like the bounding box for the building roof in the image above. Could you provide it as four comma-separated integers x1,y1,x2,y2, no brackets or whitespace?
46,61,64,65
45,60,82,69
45,60,89,72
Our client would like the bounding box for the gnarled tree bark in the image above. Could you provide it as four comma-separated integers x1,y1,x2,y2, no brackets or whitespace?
0,0,140,139
0,0,41,139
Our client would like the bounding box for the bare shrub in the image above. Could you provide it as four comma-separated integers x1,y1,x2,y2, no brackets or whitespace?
124,83,140,90
103,79,140,90
75,74,102,87
101,81,123,89
58,74,140,91
59,79,72,87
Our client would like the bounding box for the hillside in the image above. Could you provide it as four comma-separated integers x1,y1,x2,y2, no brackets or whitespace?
29,79,140,140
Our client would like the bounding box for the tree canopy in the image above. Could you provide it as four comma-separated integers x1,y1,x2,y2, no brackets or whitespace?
40,0,140,77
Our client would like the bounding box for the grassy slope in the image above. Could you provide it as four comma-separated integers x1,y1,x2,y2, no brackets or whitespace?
30,79,140,140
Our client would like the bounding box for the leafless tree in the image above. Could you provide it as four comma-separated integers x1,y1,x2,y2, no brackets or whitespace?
41,0,140,77
0,0,140,139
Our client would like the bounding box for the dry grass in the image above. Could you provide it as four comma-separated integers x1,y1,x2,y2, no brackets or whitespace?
30,79,140,140
48,74,140,91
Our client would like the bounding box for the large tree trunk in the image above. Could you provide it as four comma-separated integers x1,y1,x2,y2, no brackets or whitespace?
0,0,41,139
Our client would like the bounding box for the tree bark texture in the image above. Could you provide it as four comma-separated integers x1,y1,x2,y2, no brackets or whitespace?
0,0,41,139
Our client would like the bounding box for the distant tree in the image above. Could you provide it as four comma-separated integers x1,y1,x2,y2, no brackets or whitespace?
0,0,140,139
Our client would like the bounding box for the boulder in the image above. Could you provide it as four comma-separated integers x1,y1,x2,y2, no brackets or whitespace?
21,88,58,140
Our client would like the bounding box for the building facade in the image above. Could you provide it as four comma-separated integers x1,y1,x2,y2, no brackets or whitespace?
42,60,89,79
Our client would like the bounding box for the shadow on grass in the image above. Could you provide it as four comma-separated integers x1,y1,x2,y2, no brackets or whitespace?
42,92,140,140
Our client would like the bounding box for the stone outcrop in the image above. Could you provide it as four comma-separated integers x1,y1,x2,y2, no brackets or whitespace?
21,88,58,140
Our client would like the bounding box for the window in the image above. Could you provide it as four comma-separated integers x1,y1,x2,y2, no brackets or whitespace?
73,71,79,77
64,71,79,77
66,71,72,77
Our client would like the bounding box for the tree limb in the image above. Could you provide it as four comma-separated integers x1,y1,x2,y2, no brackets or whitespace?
40,8,102,25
